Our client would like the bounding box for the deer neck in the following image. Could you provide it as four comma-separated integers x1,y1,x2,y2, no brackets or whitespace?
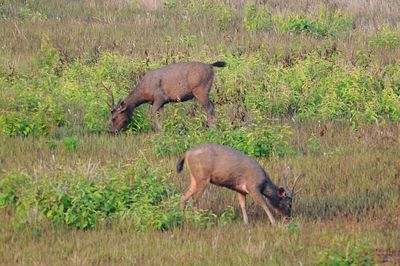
262,182,281,209
125,85,147,113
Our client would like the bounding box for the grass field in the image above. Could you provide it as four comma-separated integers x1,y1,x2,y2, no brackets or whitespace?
1,124,399,264
1,0,400,265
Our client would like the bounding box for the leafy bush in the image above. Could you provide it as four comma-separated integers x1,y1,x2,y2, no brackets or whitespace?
152,114,292,158
0,162,235,231
285,15,329,37
219,205,237,226
318,242,376,265
0,173,28,206
369,27,400,49
62,136,79,151
243,4,273,32
244,5,352,38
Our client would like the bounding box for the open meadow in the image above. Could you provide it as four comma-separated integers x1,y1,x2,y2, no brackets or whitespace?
1,0,400,265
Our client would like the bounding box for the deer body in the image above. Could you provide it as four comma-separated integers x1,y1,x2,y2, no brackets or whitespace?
177,144,301,225
108,61,226,134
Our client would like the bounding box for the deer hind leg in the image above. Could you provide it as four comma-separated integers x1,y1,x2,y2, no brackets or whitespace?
180,176,197,208
193,92,215,128
249,189,276,225
193,80,215,128
192,181,208,209
237,192,249,225
181,158,210,209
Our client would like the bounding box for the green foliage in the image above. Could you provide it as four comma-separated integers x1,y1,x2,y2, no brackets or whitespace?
0,0,47,21
318,242,376,265
62,136,79,151
281,8,352,38
0,48,154,136
284,15,328,36
1,46,399,137
369,28,400,49
0,173,28,206
165,0,178,10
287,222,299,234
152,115,292,159
0,162,227,231
244,5,352,38
219,205,237,226
243,4,273,32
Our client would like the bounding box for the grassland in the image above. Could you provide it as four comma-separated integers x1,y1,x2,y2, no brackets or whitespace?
1,0,400,265
1,124,399,264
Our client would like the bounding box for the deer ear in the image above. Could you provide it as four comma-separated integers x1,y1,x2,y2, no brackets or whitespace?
278,187,286,198
118,100,127,111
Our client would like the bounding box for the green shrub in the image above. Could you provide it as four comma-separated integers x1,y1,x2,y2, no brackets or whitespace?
219,205,237,226
62,136,79,151
244,5,352,38
153,115,292,159
0,162,226,231
165,0,178,10
243,4,273,32
0,173,28,206
369,27,400,49
318,242,376,265
286,15,329,37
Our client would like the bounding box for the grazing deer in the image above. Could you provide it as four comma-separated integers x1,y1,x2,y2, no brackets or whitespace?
104,61,226,135
176,144,302,225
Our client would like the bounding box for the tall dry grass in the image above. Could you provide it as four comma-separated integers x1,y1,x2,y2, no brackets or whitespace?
1,0,400,71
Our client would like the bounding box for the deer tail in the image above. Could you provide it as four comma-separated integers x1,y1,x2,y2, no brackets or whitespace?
176,154,186,173
211,61,226,68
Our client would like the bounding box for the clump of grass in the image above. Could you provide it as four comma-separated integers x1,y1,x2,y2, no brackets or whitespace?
318,242,376,265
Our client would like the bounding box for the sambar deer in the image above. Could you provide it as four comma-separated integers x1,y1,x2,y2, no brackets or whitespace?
176,144,302,225
104,61,226,135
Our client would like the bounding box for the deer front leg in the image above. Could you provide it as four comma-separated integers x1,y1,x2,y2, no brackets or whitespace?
237,192,249,225
249,190,276,225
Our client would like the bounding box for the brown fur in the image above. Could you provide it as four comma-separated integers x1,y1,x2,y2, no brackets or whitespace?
109,61,226,134
177,144,295,225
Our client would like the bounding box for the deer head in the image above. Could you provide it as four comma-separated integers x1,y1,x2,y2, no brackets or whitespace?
103,82,130,135
277,166,303,219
